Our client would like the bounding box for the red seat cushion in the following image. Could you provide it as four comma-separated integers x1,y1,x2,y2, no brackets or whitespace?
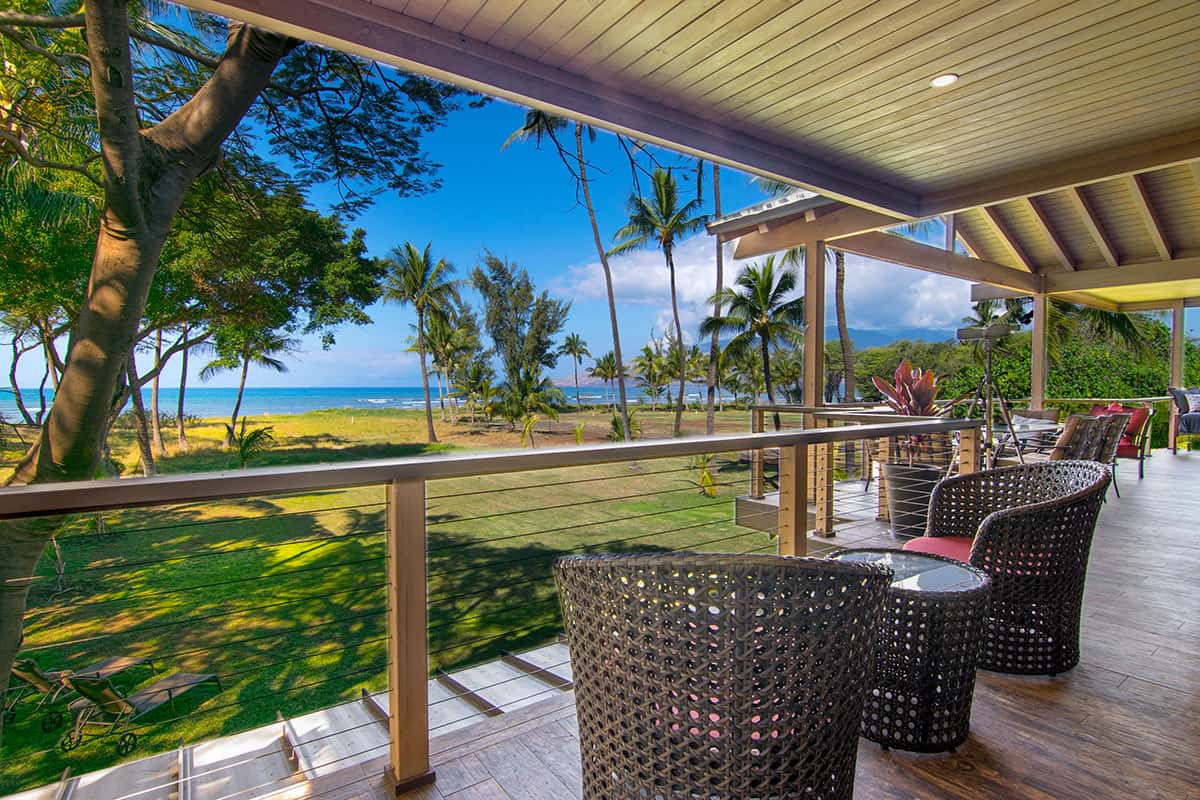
1116,443,1141,459
902,536,974,563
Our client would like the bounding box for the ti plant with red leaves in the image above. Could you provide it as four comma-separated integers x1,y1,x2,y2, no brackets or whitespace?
872,360,943,465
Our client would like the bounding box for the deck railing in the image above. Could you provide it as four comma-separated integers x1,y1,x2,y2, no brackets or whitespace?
0,419,980,796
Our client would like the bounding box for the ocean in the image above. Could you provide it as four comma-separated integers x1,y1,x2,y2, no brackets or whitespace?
0,384,715,421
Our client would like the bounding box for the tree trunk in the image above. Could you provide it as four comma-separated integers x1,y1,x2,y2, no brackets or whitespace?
666,249,686,436
574,360,581,410
177,327,190,450
8,339,35,425
35,361,50,425
150,328,166,456
835,250,855,403
0,10,299,736
417,308,438,444
435,368,447,422
226,355,249,448
706,163,723,436
127,352,157,475
577,124,632,441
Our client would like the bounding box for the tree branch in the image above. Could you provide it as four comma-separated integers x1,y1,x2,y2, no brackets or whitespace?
0,129,103,187
128,28,303,100
0,25,90,69
0,12,85,29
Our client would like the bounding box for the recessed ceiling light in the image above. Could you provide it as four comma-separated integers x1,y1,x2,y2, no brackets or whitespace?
930,73,960,88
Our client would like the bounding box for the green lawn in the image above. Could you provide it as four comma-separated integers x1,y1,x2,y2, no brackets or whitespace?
1,408,769,794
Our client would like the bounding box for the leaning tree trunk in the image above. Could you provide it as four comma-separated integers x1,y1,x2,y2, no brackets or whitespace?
666,249,686,436
0,8,298,742
577,125,632,441
706,163,723,436
177,326,190,450
416,309,438,444
127,351,157,476
226,356,250,448
7,339,35,425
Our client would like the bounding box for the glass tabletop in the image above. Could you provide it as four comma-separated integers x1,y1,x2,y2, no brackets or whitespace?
830,548,987,593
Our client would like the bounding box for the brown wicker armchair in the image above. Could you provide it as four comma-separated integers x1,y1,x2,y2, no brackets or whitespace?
902,461,1110,675
554,552,893,800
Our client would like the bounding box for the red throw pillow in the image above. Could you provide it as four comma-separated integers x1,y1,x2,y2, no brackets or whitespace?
1089,404,1108,416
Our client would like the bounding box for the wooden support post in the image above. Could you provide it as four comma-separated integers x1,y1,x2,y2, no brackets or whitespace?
803,240,827,410
1030,294,1049,410
876,438,891,521
385,479,435,795
1169,300,1185,452
778,444,808,557
750,407,765,499
959,426,980,475
814,420,835,537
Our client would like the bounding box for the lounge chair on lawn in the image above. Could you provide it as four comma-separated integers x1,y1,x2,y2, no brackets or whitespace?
5,656,155,731
60,672,220,755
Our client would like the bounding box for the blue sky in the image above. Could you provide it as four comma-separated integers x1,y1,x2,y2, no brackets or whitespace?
13,92,1190,390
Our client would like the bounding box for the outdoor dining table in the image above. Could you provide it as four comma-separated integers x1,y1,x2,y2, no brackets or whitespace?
829,548,991,753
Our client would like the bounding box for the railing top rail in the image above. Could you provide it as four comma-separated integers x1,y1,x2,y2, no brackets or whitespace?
749,403,882,413
0,419,980,521
1043,396,1171,403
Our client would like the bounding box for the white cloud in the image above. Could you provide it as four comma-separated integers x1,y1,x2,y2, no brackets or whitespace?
555,235,971,340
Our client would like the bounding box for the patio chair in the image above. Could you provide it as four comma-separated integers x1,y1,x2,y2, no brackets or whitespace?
1168,388,1200,452
555,552,892,800
902,461,1110,675
1093,411,1132,497
60,671,221,755
4,655,154,731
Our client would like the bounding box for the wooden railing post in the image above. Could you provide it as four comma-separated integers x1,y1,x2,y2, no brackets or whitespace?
750,408,765,499
959,426,981,475
778,444,808,557
385,478,435,795
814,419,835,537
876,437,891,521
803,413,817,503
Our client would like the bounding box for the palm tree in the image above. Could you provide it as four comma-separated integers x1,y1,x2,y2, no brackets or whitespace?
201,329,295,448
611,168,706,436
504,111,634,441
700,256,805,407
454,360,495,425
558,332,590,410
589,351,617,409
706,163,724,434
382,242,459,444
632,342,668,411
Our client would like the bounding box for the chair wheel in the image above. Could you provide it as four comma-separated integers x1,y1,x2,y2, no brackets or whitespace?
116,732,138,756
41,711,64,732
60,731,82,752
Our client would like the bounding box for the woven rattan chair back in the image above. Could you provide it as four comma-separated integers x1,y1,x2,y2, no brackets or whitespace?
949,461,1111,674
1049,414,1107,461
555,552,893,800
1096,413,1132,464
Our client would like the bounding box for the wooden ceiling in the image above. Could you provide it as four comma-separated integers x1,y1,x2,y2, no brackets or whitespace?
184,0,1200,305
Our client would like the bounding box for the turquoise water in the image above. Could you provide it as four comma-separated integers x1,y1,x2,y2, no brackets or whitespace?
0,384,715,421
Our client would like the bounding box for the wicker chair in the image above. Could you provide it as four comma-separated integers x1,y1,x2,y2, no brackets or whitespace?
902,461,1111,675
554,552,893,800
1094,412,1132,496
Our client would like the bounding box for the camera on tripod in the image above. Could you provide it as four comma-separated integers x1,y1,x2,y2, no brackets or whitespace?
956,324,1017,343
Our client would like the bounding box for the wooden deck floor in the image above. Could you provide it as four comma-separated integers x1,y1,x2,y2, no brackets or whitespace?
350,451,1200,800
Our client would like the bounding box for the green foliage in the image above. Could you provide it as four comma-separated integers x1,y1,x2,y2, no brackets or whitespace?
225,418,276,468
573,423,586,446
520,414,540,448
687,454,717,497
471,252,570,390
608,410,643,441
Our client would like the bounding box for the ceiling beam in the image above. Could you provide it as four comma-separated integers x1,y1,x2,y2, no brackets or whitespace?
1118,297,1200,312
1044,255,1200,293
919,129,1200,216
181,0,922,218
1064,187,1119,268
1123,174,1173,261
833,232,1040,294
1022,197,1075,271
1192,162,1200,192
980,206,1036,272
732,206,903,258
970,283,1119,312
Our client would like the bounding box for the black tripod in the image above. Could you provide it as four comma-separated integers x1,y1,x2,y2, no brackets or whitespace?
962,335,1020,469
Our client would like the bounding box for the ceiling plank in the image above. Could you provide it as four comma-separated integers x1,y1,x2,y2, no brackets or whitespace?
980,206,1036,272
919,129,1200,216
731,206,903,258
1063,187,1119,268
833,231,1040,293
181,0,922,217
1123,173,1173,261
1044,255,1200,293
1022,197,1074,271
1193,161,1200,191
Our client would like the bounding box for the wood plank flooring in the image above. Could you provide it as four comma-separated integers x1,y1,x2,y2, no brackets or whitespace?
329,452,1200,800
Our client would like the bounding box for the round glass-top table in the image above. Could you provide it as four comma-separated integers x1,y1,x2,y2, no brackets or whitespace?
829,548,992,753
